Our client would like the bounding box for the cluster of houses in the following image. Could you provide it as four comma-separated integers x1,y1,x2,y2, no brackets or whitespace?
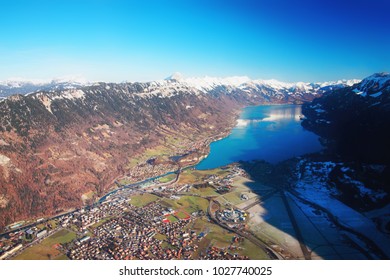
199,246,249,260
68,201,200,260
126,160,177,183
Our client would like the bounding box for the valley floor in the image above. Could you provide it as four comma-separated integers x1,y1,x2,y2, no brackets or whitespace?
2,158,389,260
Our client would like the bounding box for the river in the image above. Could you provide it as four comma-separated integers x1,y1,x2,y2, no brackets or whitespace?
196,104,322,170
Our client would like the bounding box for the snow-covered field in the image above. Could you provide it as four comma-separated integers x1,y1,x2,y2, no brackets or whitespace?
294,160,390,258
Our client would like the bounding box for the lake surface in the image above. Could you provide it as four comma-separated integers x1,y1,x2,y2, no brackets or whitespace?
196,104,322,170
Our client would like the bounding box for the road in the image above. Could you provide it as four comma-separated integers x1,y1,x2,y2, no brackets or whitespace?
207,199,282,260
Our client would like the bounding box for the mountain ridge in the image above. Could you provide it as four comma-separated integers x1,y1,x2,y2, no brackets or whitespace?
0,74,360,100
302,72,390,163
0,73,379,230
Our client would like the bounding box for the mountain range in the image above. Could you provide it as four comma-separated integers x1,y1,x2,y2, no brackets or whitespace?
0,78,90,99
302,72,390,163
0,73,359,100
1,72,387,230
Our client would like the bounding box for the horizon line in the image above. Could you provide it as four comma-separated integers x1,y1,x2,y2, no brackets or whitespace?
2,71,385,85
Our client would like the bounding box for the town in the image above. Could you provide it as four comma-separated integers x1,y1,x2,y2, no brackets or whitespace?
0,164,271,260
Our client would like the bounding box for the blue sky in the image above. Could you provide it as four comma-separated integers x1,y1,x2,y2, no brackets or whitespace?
0,0,389,82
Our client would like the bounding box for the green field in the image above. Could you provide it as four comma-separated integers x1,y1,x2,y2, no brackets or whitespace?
189,217,233,257
36,223,46,230
154,233,167,241
178,168,230,185
164,135,189,150
190,218,269,259
48,220,58,230
187,186,219,197
126,145,172,169
159,196,208,215
166,215,179,223
53,254,69,260
12,229,76,260
192,218,232,243
221,192,243,205
160,240,176,250
160,198,181,210
175,211,190,219
240,239,270,259
129,193,159,207
215,196,230,207
119,178,133,185
176,196,209,214
158,174,177,183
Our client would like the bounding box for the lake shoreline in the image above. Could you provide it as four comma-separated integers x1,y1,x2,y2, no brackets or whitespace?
196,104,322,170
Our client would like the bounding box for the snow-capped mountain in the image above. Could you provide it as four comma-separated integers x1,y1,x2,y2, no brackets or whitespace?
0,73,359,101
302,72,390,163
0,77,90,99
162,73,359,95
351,72,390,98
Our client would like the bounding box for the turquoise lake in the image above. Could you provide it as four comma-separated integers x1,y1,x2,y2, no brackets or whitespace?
196,104,322,170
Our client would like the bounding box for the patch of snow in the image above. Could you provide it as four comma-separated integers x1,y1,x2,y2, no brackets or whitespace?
51,75,89,85
341,174,387,202
345,79,362,86
0,154,11,166
310,103,322,109
295,160,390,256
357,92,366,97
0,139,9,146
369,102,381,107
370,91,382,98
183,75,251,91
320,79,361,87
61,89,85,100
251,79,294,90
359,72,390,91
36,94,53,114
353,88,366,96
